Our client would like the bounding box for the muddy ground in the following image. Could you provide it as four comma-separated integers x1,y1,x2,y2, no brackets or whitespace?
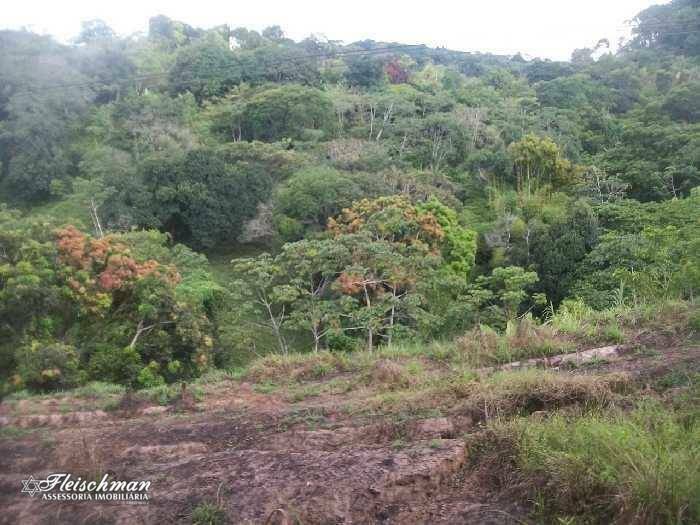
1,341,698,525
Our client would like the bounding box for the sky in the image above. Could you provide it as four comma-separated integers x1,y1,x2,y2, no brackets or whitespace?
2,0,670,61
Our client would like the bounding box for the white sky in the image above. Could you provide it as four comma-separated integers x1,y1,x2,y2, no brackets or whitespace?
2,0,669,61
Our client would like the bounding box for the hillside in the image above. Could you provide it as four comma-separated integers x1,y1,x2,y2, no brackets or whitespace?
1,0,700,523
1,303,699,523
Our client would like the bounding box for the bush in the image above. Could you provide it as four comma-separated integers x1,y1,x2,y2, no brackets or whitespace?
15,342,81,391
191,502,227,525
88,346,142,385
137,361,166,388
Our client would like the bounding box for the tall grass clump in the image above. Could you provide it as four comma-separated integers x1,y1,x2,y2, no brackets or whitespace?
514,402,700,524
551,299,696,345
456,315,572,366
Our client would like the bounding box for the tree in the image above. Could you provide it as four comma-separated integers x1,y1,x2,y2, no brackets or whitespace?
509,134,577,195
104,145,280,249
278,239,352,352
628,0,700,56
273,167,386,240
231,254,295,355
417,198,477,278
483,266,539,322
75,19,116,44
0,31,93,202
344,54,385,88
662,81,700,123
169,35,238,100
233,84,334,142
0,209,217,390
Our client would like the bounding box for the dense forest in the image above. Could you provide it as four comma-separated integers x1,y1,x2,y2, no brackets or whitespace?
1,0,699,393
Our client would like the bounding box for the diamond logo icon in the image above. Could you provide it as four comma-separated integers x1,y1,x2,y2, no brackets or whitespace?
21,476,42,497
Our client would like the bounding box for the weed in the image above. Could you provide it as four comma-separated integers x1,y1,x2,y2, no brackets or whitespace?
603,322,625,343
191,502,227,525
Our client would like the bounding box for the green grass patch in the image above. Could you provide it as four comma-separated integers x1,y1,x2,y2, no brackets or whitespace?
511,402,700,524
191,502,227,525
0,425,35,439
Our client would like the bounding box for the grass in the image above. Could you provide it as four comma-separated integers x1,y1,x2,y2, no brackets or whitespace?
279,407,329,430
4,381,126,402
469,370,700,524
351,365,630,423
245,351,353,382
514,403,700,524
72,381,127,398
3,381,127,413
455,317,574,367
655,367,699,391
253,381,278,394
191,502,227,525
235,300,698,393
287,384,322,402
0,425,36,439
551,299,695,346
136,383,205,406
193,369,243,385
466,369,630,418
429,438,443,449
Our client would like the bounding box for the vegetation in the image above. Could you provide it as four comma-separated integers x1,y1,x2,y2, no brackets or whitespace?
1,3,700,520
0,0,698,390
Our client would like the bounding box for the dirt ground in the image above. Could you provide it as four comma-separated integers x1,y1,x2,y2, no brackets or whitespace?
1,342,698,525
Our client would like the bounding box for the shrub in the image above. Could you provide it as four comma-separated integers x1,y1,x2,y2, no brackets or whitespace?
191,502,227,525
137,361,166,388
88,346,142,385
15,342,81,391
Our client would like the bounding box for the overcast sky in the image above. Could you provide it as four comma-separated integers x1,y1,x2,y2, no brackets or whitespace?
3,0,669,61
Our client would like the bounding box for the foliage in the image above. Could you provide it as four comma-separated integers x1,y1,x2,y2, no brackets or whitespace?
1,1,699,386
0,211,218,391
232,84,334,142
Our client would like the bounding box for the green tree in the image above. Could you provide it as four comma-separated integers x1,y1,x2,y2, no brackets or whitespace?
509,134,577,195
234,84,334,142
